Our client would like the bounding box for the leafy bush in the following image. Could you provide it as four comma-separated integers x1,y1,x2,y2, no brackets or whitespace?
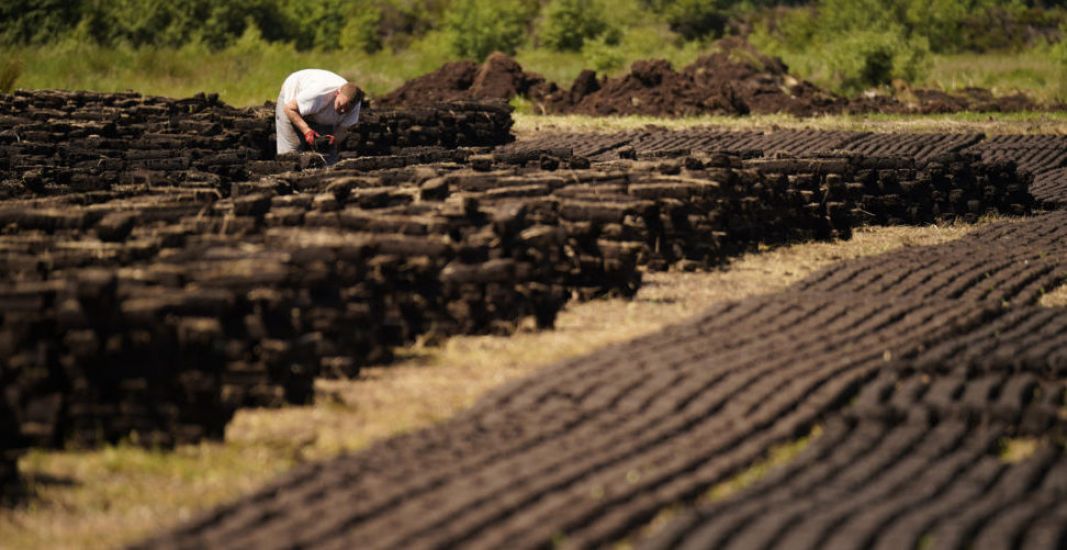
539,0,616,51
444,0,532,59
198,0,290,49
664,0,731,41
340,5,383,52
823,29,931,92
582,34,625,72
0,0,82,45
757,0,1066,56
377,0,450,49
71,0,289,49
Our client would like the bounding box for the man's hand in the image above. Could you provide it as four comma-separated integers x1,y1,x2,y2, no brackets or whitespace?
303,129,320,145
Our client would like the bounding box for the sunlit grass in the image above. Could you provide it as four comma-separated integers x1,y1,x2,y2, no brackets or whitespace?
924,52,1063,102
4,31,1065,112
514,111,1067,135
2,444,294,550
1,29,457,107
998,437,1042,464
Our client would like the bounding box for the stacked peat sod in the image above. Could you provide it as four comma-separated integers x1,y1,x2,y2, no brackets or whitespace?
0,90,514,195
3,145,1033,470
0,396,18,499
466,153,846,273
480,148,1034,271
344,100,513,155
740,153,1033,226
498,131,1042,224
0,91,520,493
963,134,1067,209
240,101,512,177
0,171,600,457
0,89,271,197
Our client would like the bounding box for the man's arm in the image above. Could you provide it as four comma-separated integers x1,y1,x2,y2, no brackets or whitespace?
333,126,348,148
283,99,314,139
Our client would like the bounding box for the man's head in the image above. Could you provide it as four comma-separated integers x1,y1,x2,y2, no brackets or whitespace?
335,82,365,114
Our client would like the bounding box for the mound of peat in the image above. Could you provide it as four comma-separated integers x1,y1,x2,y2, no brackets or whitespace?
377,53,548,108
535,37,843,117
378,38,1053,117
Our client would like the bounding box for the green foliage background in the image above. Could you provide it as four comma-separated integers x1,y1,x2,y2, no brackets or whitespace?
1,0,1066,102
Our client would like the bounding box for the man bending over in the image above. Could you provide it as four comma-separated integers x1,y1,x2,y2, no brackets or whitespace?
275,69,364,156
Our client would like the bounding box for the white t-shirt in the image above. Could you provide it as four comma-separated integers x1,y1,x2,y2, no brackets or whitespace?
278,69,360,129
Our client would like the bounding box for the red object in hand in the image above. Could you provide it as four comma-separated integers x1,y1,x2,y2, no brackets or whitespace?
303,129,320,145
324,134,336,146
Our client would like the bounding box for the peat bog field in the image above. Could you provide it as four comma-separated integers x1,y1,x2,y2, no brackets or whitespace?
1,89,1066,549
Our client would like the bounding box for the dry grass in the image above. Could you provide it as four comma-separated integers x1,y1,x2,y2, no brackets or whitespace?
1040,282,1067,308
0,222,980,549
999,437,1042,464
513,112,1067,137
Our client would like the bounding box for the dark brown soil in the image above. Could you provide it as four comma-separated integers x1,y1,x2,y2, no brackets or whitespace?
375,60,481,106
378,52,546,107
379,38,1056,117
535,37,844,117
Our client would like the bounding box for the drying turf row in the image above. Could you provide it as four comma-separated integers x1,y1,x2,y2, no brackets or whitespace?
0,133,1033,469
140,206,1067,549
502,128,1067,208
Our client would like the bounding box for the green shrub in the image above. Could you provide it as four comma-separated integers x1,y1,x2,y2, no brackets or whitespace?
582,34,625,72
813,0,898,36
758,0,1066,56
0,0,83,45
444,0,531,59
539,0,616,51
902,0,973,53
77,0,204,47
823,29,931,92
664,0,731,41
197,0,290,49
340,6,383,53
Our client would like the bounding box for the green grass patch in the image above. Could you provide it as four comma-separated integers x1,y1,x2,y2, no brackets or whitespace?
1,29,456,107
998,436,1041,463
4,33,1065,110
1,442,296,549
704,425,823,503
923,51,1064,102
0,19,701,110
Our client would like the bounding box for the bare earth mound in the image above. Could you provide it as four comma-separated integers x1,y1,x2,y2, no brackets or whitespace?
379,38,1053,117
